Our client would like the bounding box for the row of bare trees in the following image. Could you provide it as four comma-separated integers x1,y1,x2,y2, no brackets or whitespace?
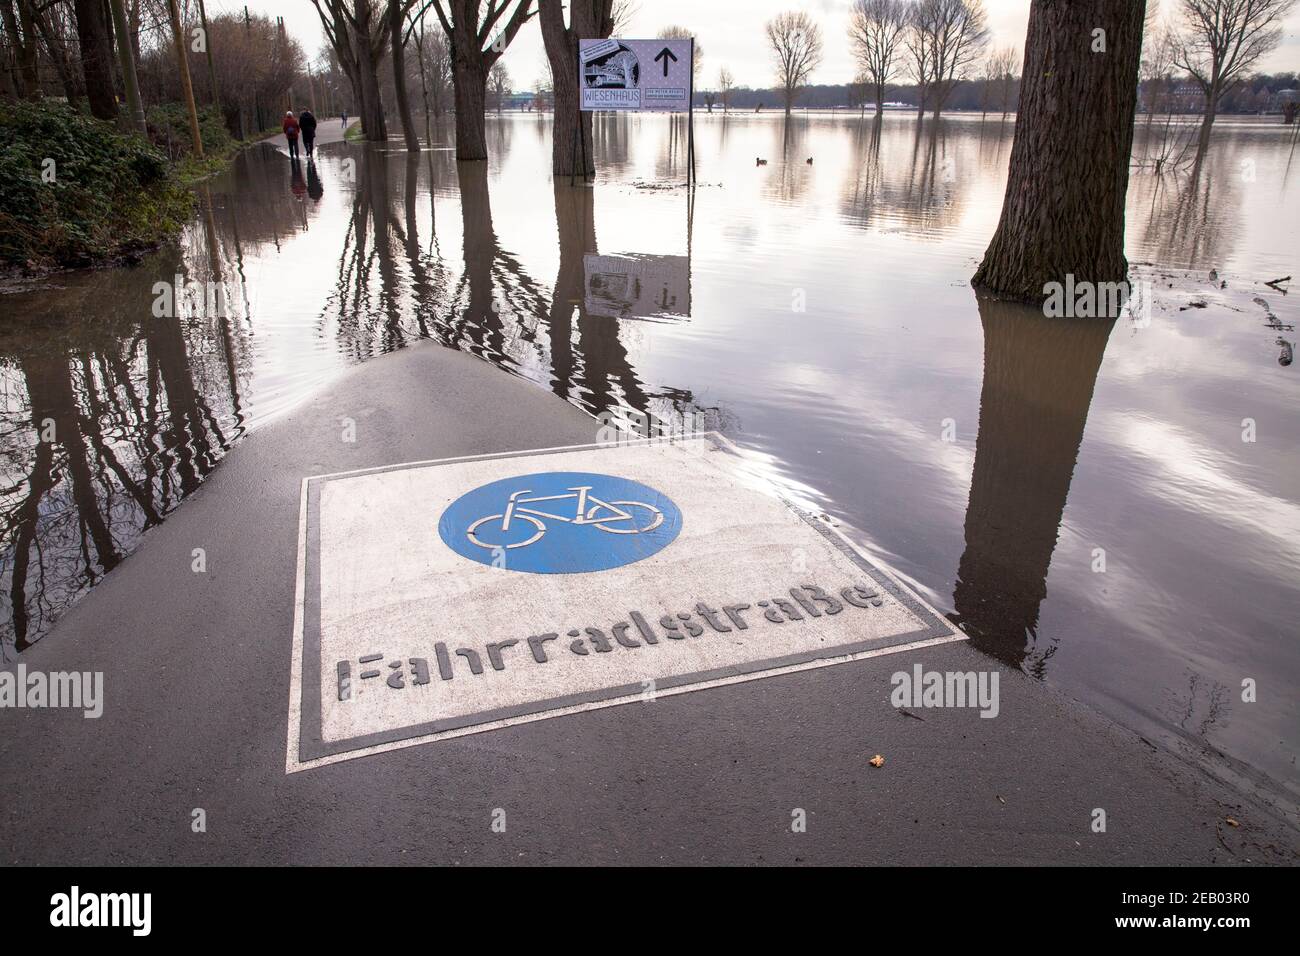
846,0,989,119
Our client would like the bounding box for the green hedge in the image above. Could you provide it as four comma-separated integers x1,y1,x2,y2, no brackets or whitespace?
0,101,194,269
145,102,235,160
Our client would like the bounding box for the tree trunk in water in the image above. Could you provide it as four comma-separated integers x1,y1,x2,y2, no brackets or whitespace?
538,0,612,176
1197,81,1219,152
972,0,1145,302
453,60,488,160
390,2,419,151
355,37,388,141
73,0,117,119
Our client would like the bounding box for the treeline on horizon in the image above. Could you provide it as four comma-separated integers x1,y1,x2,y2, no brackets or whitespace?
692,71,1300,114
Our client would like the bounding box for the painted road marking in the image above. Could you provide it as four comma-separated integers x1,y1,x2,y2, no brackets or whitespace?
438,471,682,573
287,435,962,772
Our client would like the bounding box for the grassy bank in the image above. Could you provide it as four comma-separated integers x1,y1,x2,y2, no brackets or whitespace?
0,101,260,273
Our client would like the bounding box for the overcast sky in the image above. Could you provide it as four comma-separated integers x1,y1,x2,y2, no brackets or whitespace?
230,0,1300,93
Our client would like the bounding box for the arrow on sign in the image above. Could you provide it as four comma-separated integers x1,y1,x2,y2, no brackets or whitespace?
654,46,678,77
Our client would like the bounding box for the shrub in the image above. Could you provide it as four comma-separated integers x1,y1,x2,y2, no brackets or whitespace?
0,101,193,269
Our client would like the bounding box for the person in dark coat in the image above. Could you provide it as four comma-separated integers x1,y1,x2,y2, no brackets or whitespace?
299,109,318,158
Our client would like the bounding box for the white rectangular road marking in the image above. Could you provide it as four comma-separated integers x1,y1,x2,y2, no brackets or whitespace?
286,435,962,772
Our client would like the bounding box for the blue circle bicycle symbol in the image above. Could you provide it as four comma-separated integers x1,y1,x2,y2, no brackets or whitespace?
438,471,682,574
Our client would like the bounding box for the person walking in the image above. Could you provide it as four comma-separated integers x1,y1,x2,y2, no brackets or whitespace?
283,110,301,160
341,110,347,128
299,108,318,159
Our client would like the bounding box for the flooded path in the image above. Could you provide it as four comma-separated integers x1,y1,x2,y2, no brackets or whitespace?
1,112,1297,809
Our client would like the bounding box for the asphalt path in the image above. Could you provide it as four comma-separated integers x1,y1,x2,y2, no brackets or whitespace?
1,342,1295,864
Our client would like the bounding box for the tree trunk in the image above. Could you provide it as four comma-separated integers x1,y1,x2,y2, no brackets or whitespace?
2,0,40,97
1197,78,1220,152
355,36,388,141
390,1,419,151
73,0,118,119
539,0,611,177
452,59,488,159
972,0,1145,302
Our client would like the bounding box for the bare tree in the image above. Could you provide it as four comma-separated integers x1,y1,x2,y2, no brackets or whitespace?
923,0,989,119
658,24,702,81
717,65,734,111
1174,0,1297,148
986,44,1018,118
766,10,824,116
538,0,613,177
849,0,910,113
903,3,933,115
973,0,1147,302
488,60,510,112
430,0,535,160
1141,11,1177,124
310,0,391,141
390,1,422,151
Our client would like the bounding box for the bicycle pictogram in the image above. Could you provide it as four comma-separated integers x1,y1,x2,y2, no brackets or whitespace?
466,484,664,551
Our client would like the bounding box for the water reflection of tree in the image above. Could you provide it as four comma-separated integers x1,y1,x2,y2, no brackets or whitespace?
951,296,1114,676
840,117,967,234
0,268,234,657
1130,146,1232,269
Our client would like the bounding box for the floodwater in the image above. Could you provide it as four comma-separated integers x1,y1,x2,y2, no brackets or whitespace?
2,112,1297,810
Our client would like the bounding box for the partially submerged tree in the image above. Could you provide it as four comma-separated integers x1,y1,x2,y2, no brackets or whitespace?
903,3,933,115
311,0,391,141
488,60,511,112
430,0,535,160
849,0,910,113
538,0,613,178
992,45,1018,118
390,0,420,150
921,0,989,119
1173,0,1297,149
717,65,734,112
972,0,1147,303
766,10,824,116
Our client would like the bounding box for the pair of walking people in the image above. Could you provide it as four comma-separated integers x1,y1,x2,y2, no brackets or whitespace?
282,108,318,161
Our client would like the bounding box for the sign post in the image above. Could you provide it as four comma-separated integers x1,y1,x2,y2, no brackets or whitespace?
578,37,696,186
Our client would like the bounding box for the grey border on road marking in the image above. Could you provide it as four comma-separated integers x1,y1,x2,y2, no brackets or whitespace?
295,435,957,762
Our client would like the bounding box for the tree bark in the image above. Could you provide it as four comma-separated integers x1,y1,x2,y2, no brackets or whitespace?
539,0,612,178
390,1,420,150
972,0,1145,302
355,31,388,140
73,0,118,119
452,58,488,159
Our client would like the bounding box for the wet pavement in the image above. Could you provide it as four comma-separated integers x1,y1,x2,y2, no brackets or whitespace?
1,340,1294,865
0,112,1297,827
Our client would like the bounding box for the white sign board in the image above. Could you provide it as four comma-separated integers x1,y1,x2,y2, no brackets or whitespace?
584,253,691,321
287,435,962,771
579,38,694,112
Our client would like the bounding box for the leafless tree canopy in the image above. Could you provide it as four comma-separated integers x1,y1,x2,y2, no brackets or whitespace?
849,0,910,111
916,0,989,117
658,24,702,80
1174,0,1296,101
765,9,824,113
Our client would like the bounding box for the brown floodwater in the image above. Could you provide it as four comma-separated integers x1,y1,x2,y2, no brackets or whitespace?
1,112,1297,810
